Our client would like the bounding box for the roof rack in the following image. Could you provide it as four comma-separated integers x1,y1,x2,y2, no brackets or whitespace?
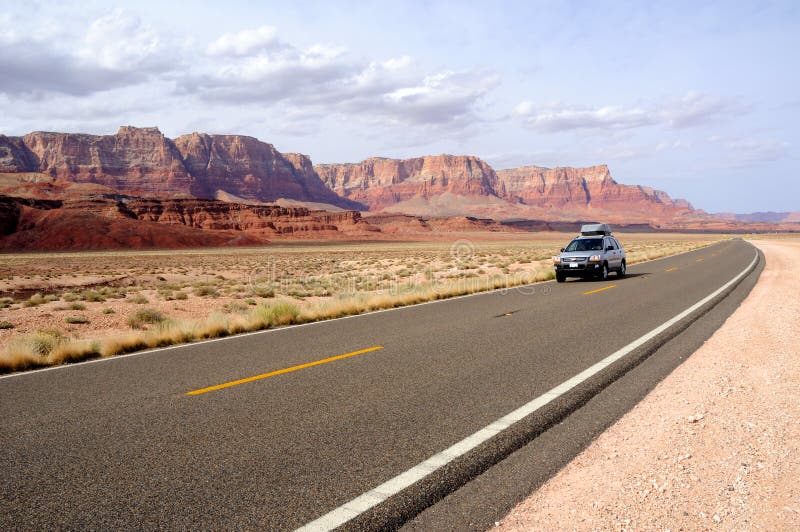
580,223,612,236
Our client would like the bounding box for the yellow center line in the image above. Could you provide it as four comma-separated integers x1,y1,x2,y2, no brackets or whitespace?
583,284,617,296
186,345,384,396
696,258,704,262
665,267,680,272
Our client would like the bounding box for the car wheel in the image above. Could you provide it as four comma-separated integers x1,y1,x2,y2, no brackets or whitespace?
599,263,609,280
618,260,626,278
556,272,566,283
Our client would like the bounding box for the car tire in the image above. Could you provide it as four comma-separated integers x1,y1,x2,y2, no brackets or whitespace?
599,263,609,280
618,260,626,278
556,272,566,283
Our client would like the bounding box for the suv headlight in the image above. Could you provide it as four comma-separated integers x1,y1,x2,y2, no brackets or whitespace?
588,254,601,262
553,256,561,264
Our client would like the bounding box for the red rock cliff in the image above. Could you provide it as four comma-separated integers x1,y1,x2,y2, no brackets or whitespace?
20,127,193,196
172,133,360,208
496,164,697,217
315,155,507,211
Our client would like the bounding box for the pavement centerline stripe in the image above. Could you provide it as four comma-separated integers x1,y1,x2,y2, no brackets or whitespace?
583,284,616,295
186,346,383,396
665,267,680,272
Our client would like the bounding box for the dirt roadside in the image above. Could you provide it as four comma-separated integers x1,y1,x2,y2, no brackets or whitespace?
497,239,800,530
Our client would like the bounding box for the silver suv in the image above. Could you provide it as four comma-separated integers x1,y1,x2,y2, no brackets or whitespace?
554,224,626,282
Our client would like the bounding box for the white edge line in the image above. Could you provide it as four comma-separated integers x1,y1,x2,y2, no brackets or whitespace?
295,248,758,532
0,240,732,381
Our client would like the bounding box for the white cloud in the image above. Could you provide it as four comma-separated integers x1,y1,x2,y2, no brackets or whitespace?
206,26,281,57
513,101,655,132
80,10,169,71
513,92,741,133
709,135,790,165
0,9,177,98
662,91,739,128
184,26,496,130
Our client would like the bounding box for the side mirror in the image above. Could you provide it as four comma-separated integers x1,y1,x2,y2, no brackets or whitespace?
606,246,613,251
560,248,564,252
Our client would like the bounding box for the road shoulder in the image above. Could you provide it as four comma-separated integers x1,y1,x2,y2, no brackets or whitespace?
497,239,800,530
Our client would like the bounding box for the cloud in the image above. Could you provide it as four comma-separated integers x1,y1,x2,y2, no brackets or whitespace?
709,135,790,166
513,102,655,132
0,18,499,138
206,26,281,57
0,10,176,98
513,92,741,133
662,92,740,128
184,26,497,130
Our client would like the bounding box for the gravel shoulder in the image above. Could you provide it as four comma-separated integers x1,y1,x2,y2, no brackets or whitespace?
497,239,800,530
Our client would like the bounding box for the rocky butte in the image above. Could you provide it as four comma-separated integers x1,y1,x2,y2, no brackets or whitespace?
316,156,703,224
0,126,361,209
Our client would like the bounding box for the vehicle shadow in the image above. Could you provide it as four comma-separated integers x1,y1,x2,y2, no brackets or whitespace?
571,272,649,282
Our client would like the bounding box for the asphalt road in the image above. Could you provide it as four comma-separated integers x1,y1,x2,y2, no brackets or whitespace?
0,239,760,530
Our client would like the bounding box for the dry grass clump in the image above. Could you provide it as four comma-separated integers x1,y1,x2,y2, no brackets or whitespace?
0,321,14,329
0,330,99,373
64,316,90,324
193,285,220,297
23,293,58,307
127,308,166,329
129,293,149,304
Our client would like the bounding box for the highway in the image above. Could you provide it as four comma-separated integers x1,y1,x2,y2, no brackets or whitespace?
0,239,761,530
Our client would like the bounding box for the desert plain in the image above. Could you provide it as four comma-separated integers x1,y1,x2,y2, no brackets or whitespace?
0,232,724,372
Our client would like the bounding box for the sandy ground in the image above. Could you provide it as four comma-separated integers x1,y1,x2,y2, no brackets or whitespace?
497,239,800,531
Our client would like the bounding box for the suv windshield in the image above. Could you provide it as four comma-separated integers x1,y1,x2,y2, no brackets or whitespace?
564,238,604,252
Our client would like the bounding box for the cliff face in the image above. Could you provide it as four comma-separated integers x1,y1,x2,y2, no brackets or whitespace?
172,133,357,207
1,127,359,208
496,165,696,216
0,195,374,251
20,127,193,196
0,135,36,173
316,157,700,221
316,155,507,211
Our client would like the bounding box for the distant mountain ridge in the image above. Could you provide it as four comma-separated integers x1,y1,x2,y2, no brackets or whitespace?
0,126,361,209
316,156,703,223
0,126,794,230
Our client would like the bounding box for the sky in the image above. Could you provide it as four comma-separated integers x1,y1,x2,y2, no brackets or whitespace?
0,0,797,213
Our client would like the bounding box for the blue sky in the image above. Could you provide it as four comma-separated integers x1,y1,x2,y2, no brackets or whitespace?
0,0,797,213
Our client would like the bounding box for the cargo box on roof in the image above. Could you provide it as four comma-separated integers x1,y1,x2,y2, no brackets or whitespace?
580,223,612,236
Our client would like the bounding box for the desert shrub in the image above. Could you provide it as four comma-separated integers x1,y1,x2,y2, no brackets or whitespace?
0,321,14,329
193,312,230,339
173,291,188,300
9,329,64,357
244,298,256,306
62,292,79,302
102,308,116,314
252,300,300,327
0,297,13,309
65,316,89,324
70,302,87,311
251,286,275,298
223,301,250,314
194,285,220,297
81,290,106,302
23,293,45,307
129,294,149,304
127,308,166,329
